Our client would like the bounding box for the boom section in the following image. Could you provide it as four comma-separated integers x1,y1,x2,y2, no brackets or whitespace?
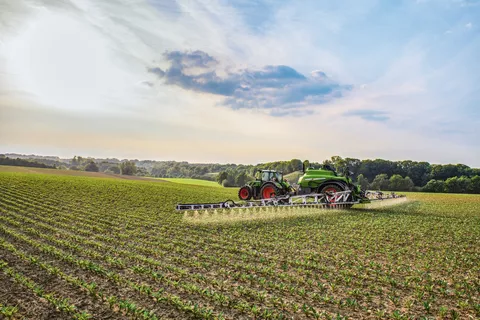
176,191,358,211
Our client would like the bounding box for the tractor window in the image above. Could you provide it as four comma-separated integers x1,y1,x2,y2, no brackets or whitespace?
261,171,270,181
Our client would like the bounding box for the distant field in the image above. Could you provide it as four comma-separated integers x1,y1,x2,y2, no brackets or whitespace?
0,168,479,319
0,165,166,182
160,178,221,187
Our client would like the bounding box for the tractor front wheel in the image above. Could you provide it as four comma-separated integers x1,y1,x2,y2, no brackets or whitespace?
260,183,280,199
238,185,253,201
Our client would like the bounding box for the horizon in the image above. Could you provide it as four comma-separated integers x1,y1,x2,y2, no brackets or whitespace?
1,0,479,167
2,150,479,168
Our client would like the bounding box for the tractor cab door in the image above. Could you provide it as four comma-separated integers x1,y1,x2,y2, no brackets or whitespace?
261,171,272,182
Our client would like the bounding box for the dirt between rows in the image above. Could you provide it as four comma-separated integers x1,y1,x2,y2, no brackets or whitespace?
2,208,364,319
0,247,124,320
0,231,190,320
1,224,252,320
0,269,70,320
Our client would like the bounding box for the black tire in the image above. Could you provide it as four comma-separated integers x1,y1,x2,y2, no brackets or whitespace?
238,185,253,201
260,183,280,199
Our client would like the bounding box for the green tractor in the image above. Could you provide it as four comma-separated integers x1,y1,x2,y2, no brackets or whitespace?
238,170,294,200
238,160,369,203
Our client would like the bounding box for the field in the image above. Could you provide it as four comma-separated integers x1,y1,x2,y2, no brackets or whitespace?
160,178,222,188
0,165,166,182
0,169,479,319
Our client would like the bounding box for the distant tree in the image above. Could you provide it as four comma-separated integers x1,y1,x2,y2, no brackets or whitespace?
71,155,87,166
120,161,137,175
389,174,404,191
470,169,480,177
107,166,120,174
84,161,99,172
330,156,347,172
469,176,480,193
403,177,414,191
358,159,398,182
345,158,362,177
422,179,445,193
356,174,369,191
430,164,470,181
72,156,79,166
98,161,114,172
136,167,149,176
399,161,431,186
322,159,334,170
458,176,471,193
444,177,459,193
387,175,414,191
216,171,228,185
370,174,389,190
226,170,236,186
0,157,56,169
290,159,303,172
445,176,470,193
235,171,248,186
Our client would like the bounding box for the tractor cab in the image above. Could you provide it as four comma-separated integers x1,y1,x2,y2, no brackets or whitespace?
239,169,291,200
259,170,283,183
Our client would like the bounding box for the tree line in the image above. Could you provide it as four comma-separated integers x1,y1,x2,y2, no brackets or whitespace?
2,153,480,193
0,156,56,169
212,157,480,193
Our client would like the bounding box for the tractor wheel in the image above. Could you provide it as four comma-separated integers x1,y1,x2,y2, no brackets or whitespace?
319,184,352,208
260,183,280,199
238,185,253,201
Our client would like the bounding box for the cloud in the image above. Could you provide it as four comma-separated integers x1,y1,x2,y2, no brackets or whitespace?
147,0,183,16
146,67,165,77
455,0,480,7
148,50,351,114
465,22,473,28
164,50,217,69
137,80,154,87
344,109,390,122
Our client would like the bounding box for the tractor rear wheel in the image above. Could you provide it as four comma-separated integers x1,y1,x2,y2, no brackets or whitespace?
238,185,253,201
260,183,280,199
319,184,352,208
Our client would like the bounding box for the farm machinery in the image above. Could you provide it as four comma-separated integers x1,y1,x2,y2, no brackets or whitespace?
176,161,405,211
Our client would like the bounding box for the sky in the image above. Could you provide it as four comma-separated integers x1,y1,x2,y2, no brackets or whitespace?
0,0,479,166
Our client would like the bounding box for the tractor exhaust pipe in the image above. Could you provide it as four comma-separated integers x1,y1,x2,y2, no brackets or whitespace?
302,160,310,173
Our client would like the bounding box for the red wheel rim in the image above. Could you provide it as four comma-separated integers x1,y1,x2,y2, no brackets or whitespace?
262,186,275,199
239,188,249,200
324,187,338,203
